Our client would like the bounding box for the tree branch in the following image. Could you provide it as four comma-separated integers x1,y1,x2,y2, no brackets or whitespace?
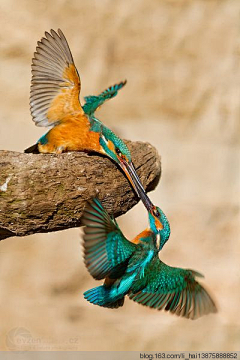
0,141,161,240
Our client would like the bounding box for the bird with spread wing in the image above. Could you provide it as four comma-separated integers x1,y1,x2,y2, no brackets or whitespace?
25,29,153,211
82,198,217,319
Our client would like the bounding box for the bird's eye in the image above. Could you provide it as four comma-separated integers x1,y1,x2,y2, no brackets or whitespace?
154,209,160,218
116,148,121,155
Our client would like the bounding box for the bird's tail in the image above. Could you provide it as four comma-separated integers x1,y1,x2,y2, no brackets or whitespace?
84,286,124,309
24,144,39,154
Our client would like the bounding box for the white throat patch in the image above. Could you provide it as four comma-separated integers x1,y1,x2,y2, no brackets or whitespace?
156,233,161,249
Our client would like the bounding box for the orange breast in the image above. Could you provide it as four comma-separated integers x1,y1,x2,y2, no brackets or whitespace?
39,113,102,153
131,229,152,244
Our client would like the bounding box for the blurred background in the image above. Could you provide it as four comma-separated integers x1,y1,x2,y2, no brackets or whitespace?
0,0,239,351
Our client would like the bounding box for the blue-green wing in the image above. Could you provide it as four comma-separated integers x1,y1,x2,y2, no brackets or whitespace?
82,198,136,280
128,258,217,319
83,80,127,116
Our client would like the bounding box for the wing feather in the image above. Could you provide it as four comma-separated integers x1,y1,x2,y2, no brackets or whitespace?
82,198,136,280
128,259,217,319
83,80,127,116
30,29,83,128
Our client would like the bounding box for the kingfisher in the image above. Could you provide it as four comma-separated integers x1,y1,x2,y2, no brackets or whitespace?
24,29,153,210
82,198,217,319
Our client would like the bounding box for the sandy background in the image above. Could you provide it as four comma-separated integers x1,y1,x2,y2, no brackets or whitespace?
0,0,239,352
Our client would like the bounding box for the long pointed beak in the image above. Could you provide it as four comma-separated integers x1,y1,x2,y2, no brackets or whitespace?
119,160,153,211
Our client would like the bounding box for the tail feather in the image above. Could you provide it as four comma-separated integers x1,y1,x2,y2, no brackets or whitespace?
24,144,39,154
84,286,124,309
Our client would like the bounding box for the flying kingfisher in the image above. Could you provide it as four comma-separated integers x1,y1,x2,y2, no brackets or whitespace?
24,29,153,210
82,198,217,319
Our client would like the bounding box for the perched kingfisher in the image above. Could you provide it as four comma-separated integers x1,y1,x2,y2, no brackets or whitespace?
82,198,217,319
24,29,153,210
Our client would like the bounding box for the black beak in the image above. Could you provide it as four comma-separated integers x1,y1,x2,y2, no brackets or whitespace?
120,160,153,211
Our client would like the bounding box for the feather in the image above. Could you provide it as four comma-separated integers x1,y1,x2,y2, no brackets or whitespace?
82,198,136,280
30,29,83,128
83,80,127,116
83,285,124,308
128,262,217,319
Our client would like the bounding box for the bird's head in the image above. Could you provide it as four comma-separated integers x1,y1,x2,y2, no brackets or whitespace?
99,127,153,210
99,126,132,164
148,205,171,251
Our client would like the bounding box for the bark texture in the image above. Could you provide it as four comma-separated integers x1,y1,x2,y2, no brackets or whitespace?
0,141,161,240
